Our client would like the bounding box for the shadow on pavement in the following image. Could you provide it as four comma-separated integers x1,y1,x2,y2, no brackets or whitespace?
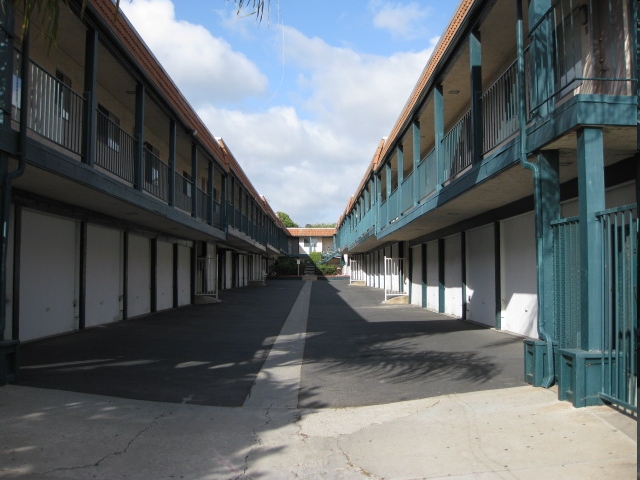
18,279,524,410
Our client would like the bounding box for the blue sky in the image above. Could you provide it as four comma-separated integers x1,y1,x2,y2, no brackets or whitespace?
120,0,460,225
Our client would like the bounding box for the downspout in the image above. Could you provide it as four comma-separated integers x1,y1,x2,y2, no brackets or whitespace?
0,25,28,340
516,0,554,387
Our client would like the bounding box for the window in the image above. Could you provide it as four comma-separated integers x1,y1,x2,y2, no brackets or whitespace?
97,104,120,151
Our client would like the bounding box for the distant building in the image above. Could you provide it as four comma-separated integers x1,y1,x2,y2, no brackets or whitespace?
288,228,336,255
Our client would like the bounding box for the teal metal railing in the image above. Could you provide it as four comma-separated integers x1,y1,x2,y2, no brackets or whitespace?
551,215,581,350
143,147,169,201
24,58,85,155
598,204,637,412
96,109,136,183
401,171,414,212
482,60,518,153
527,0,636,114
442,109,472,179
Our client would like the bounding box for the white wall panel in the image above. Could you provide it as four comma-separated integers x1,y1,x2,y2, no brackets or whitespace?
177,244,191,306
86,225,122,327
127,234,151,318
20,210,78,340
466,225,495,327
410,246,422,306
501,212,538,337
426,241,439,311
156,241,173,311
444,234,462,317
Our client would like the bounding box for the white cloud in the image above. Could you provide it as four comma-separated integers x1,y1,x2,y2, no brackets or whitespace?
120,1,437,224
369,1,431,39
197,27,438,224
119,0,267,105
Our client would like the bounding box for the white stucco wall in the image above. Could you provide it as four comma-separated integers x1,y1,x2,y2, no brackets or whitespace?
20,210,78,341
501,212,538,337
127,234,151,318
86,225,122,327
156,240,173,311
561,181,636,217
465,224,496,327
410,245,422,307
444,234,462,317
426,241,439,311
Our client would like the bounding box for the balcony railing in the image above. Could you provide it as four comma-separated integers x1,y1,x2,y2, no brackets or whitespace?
418,148,437,200
96,110,136,183
196,187,209,222
21,57,85,155
401,171,413,213
143,147,169,201
482,60,519,153
442,109,472,180
175,172,193,213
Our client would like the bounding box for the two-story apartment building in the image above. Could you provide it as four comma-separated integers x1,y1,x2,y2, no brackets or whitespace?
336,0,638,410
288,228,336,255
0,0,291,382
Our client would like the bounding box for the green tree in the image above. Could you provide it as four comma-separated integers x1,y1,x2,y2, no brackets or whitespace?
305,222,336,228
277,211,298,228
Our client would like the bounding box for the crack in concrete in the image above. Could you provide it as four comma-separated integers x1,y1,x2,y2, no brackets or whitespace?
237,403,274,480
38,411,167,476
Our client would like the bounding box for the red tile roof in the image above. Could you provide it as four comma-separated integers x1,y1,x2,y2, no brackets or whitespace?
338,0,478,225
288,228,336,237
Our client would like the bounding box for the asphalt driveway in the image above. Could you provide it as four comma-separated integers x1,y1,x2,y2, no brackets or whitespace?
18,278,525,408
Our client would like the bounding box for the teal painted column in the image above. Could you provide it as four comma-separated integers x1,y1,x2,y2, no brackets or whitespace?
82,28,98,167
191,143,198,218
469,29,483,165
577,127,605,351
434,85,444,191
412,120,421,206
494,222,501,329
421,243,427,308
375,173,381,235
438,238,445,313
535,150,560,345
386,162,392,223
397,145,404,211
134,83,145,191
168,120,176,207
408,246,413,303
461,232,467,320
527,0,554,118
207,161,214,225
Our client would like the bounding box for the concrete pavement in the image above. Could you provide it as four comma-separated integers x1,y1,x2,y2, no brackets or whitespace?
1,279,637,479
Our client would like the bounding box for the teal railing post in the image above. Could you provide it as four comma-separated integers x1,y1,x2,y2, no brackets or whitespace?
134,83,145,191
434,85,444,189
536,149,560,348
577,127,605,351
469,29,483,166
412,120,420,206
82,28,98,167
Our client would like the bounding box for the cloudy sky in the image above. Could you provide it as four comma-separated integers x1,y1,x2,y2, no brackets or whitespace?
119,0,460,226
